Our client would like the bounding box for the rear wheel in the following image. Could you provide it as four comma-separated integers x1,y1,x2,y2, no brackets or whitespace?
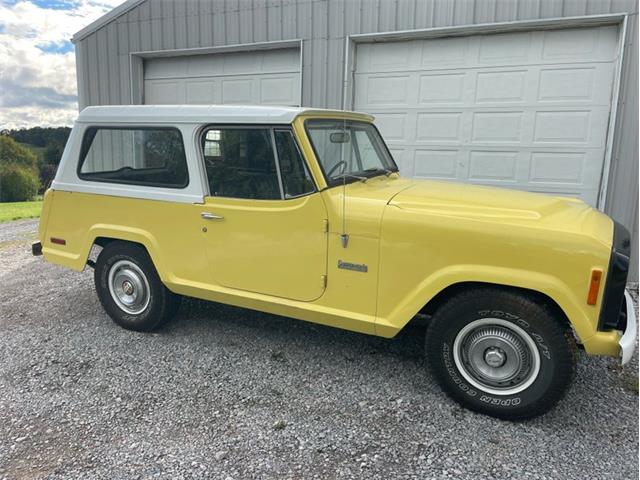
94,241,181,332
425,288,575,420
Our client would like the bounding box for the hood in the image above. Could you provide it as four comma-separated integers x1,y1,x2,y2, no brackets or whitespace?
387,179,613,246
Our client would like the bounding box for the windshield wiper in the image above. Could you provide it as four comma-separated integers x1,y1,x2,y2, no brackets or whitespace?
362,167,395,177
334,173,368,183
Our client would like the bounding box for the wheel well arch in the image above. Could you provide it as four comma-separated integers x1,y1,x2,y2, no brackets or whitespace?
91,236,148,252
88,237,154,268
419,281,571,329
92,236,117,249
84,227,169,283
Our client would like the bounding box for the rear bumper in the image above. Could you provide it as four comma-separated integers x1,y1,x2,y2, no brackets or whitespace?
619,290,637,365
32,241,42,256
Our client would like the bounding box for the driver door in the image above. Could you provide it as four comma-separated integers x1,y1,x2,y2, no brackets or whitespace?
199,126,328,302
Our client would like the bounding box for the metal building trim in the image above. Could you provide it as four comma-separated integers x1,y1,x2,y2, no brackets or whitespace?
72,0,146,43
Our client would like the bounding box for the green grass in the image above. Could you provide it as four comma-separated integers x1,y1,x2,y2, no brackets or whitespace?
0,200,43,223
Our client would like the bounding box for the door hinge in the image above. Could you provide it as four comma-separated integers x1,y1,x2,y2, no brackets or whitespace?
321,274,327,289
322,219,329,233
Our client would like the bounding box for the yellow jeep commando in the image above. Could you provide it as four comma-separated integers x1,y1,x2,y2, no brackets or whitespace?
34,105,636,420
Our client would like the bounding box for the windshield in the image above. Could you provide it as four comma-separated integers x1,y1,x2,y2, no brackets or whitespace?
305,119,398,184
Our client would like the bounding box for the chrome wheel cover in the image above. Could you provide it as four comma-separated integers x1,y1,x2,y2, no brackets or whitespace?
453,318,540,396
107,260,151,315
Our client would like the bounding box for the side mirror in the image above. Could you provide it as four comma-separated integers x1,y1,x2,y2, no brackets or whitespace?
330,131,350,143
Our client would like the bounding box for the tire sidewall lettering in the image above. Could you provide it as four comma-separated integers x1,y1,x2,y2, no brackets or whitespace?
475,309,551,359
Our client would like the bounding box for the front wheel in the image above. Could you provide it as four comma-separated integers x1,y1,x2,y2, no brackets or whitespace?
94,241,181,332
425,288,575,420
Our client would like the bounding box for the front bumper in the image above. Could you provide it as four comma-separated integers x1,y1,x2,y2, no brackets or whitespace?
619,290,637,365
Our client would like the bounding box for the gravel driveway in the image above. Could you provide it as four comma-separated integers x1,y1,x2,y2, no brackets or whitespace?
0,220,637,480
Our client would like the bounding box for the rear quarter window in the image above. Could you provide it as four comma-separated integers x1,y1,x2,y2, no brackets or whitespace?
78,127,189,189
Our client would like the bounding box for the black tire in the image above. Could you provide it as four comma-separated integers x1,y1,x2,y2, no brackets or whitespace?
94,241,181,332
425,288,575,420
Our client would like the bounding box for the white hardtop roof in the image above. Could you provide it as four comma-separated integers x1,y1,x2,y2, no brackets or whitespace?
76,105,374,125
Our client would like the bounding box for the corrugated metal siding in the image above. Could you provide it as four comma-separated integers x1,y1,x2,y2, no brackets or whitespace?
606,11,639,280
75,0,639,279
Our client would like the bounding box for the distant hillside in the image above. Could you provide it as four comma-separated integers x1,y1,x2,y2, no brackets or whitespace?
2,127,71,150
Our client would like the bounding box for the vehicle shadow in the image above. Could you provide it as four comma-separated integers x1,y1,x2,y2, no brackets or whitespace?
166,296,427,366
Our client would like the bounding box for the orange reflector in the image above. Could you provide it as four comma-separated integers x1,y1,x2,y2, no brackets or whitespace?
50,237,66,245
587,269,603,305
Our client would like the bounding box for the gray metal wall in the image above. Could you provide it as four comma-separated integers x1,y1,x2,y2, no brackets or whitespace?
74,0,639,279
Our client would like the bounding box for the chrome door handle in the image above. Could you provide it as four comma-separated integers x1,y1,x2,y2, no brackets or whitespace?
201,212,224,220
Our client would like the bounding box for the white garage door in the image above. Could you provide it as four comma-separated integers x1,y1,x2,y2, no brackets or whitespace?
144,48,300,106
353,25,619,206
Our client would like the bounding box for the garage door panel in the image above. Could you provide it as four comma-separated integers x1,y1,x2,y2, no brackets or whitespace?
354,75,411,106
533,110,590,143
360,42,413,71
537,64,615,104
528,150,605,187
144,47,300,107
354,25,619,207
259,76,298,104
475,70,527,103
222,53,258,74
529,152,586,185
184,79,218,104
416,112,462,143
538,67,595,101
186,55,224,76
478,32,532,63
420,36,467,68
221,78,253,103
145,80,181,104
144,57,187,78
221,50,299,75
471,111,524,143
414,149,459,179
372,113,409,141
541,27,617,61
533,108,610,146
259,48,300,70
468,151,519,181
419,73,466,104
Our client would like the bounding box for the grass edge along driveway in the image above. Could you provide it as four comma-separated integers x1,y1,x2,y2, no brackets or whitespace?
0,200,43,223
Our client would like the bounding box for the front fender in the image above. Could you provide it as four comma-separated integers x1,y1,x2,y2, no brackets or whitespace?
375,264,603,352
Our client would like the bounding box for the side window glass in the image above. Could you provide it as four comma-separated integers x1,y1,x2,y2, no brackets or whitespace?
202,128,281,200
79,128,188,188
274,130,315,198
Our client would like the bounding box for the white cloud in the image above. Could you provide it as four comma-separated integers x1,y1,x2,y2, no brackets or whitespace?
0,0,125,129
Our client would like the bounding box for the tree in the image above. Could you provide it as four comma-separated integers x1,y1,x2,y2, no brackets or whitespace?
0,136,38,172
6,126,71,148
0,164,39,202
44,142,64,166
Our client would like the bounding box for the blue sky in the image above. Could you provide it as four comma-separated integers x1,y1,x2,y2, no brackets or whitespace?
0,0,125,129
38,40,74,54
